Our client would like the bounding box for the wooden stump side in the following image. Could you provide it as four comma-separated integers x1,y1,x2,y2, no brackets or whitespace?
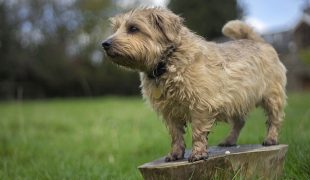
138,144,288,180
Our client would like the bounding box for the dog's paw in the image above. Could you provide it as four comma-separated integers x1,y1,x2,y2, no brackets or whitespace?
165,152,184,162
188,151,209,162
262,139,278,146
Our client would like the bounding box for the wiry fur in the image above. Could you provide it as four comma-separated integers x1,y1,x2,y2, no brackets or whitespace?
102,8,287,162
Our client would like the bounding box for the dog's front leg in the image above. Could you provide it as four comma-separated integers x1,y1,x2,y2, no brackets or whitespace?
164,119,186,162
189,111,215,162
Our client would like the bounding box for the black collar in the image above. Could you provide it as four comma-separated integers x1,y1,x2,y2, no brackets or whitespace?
147,44,177,80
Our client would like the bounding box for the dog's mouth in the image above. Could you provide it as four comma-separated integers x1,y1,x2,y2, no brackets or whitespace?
105,50,134,68
105,49,120,58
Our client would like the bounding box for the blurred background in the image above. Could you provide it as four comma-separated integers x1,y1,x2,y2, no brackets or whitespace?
1,0,309,100
1,1,310,179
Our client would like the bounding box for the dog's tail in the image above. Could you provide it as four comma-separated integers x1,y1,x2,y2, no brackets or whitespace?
222,20,265,42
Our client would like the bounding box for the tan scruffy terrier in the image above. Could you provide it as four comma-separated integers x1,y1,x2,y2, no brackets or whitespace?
102,7,287,162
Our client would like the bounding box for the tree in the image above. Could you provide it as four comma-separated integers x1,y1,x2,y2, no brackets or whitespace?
168,0,243,39
0,0,140,99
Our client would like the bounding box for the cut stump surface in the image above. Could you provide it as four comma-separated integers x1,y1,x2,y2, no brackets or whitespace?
138,144,288,180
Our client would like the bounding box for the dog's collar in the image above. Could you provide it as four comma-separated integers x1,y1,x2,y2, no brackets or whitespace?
147,44,177,81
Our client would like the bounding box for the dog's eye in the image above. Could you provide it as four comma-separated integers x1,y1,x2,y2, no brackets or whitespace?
128,26,139,33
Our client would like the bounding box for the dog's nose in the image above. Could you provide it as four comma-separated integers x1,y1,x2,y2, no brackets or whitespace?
102,39,112,50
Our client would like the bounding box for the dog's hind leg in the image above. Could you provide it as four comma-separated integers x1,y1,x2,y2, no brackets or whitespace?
261,88,286,146
218,117,245,147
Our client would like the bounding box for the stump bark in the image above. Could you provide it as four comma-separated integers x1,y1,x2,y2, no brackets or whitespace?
138,144,288,180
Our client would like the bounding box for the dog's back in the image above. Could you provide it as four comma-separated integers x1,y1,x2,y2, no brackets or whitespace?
220,20,287,100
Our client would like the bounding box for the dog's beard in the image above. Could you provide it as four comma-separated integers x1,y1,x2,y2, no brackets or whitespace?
105,48,121,58
105,51,138,70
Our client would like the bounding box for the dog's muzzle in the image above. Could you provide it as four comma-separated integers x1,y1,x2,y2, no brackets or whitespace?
101,38,119,58
102,39,112,50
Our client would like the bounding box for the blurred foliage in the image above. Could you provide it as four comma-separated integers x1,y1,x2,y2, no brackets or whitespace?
169,0,243,39
0,0,139,99
0,0,244,99
299,48,310,65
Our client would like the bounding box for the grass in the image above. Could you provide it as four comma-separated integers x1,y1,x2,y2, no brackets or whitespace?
299,48,310,65
0,93,310,179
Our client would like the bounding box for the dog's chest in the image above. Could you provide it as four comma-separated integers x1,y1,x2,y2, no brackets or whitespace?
146,82,188,104
142,76,194,119
145,74,190,100
149,88,191,121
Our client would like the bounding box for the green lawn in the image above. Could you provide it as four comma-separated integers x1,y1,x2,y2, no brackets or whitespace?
0,93,310,179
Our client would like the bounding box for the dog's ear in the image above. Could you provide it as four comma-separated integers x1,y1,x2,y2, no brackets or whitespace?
149,9,184,42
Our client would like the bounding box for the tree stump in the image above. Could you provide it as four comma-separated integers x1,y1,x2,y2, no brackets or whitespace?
138,144,288,180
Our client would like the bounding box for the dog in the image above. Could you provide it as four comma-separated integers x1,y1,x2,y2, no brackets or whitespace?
101,7,287,162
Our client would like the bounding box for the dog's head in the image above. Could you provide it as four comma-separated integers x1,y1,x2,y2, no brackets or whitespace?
102,7,183,71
